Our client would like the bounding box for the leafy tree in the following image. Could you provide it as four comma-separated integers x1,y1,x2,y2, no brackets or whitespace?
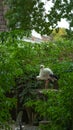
52,28,67,40
5,0,73,36
0,30,73,129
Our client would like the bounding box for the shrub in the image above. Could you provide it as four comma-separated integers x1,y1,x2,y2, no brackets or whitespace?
0,31,73,129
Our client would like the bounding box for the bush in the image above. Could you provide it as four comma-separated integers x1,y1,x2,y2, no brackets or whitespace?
0,31,73,129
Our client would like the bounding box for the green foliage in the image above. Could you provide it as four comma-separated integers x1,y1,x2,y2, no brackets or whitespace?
52,28,67,40
5,0,73,36
26,85,73,129
0,31,73,129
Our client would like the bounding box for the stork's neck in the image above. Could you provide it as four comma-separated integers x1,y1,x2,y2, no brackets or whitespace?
40,68,44,74
40,67,44,70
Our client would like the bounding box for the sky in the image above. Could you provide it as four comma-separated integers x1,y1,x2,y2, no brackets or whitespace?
32,0,69,38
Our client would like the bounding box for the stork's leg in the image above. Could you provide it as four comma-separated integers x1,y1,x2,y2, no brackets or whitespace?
45,80,49,89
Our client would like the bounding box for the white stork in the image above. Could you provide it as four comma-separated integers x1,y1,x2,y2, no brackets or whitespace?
36,65,58,89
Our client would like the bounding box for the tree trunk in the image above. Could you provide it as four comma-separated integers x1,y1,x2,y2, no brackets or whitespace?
0,0,7,32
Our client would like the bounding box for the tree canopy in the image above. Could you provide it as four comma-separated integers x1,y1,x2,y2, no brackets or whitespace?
5,0,73,35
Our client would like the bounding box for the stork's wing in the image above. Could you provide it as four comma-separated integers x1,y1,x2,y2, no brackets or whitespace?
41,70,51,79
49,74,59,80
